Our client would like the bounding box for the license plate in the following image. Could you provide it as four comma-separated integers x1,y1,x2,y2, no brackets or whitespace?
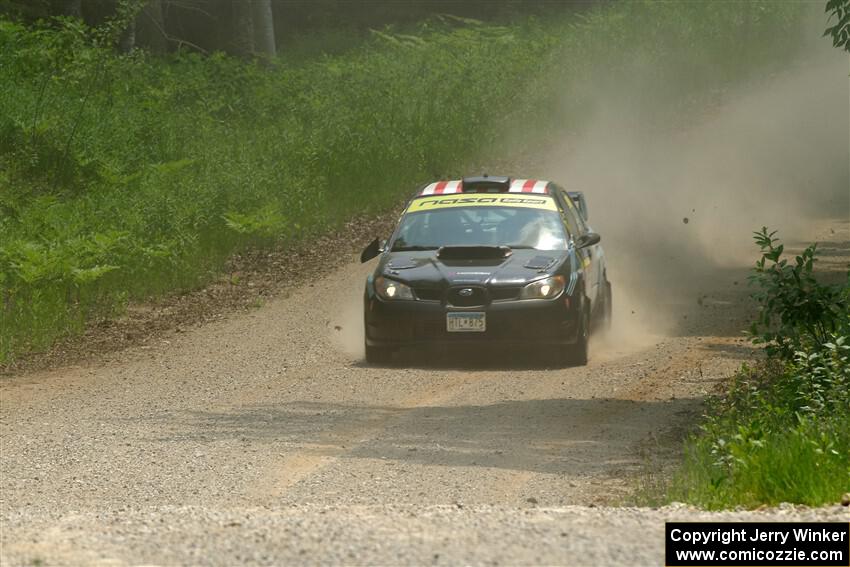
446,312,486,332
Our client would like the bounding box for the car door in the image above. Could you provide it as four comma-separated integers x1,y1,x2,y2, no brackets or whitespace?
575,200,605,299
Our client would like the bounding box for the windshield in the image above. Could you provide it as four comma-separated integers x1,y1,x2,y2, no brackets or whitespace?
392,207,568,251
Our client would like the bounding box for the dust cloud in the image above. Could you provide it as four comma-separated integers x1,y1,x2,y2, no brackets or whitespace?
543,29,849,347
332,19,849,362
329,264,372,359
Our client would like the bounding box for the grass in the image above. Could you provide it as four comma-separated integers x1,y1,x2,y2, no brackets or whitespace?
0,2,808,363
667,360,850,509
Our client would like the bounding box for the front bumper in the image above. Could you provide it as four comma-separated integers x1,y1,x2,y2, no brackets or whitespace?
364,294,581,348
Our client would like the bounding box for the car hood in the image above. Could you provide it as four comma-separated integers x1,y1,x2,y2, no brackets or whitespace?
377,248,568,288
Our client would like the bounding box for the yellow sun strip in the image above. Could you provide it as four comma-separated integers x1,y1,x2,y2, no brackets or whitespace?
406,195,558,213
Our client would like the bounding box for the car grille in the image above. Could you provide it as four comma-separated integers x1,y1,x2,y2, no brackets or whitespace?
414,288,442,301
447,286,486,307
489,287,521,301
414,286,520,303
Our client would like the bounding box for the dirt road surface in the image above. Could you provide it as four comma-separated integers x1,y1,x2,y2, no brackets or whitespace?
2,213,847,565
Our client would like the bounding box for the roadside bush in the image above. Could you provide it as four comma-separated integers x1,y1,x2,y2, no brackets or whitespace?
669,231,850,509
749,227,849,357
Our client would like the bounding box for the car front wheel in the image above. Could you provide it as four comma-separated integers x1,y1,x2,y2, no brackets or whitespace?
601,278,613,332
365,342,394,365
564,308,590,366
555,303,590,367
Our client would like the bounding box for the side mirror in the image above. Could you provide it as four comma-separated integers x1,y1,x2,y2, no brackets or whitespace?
360,237,383,263
576,232,600,249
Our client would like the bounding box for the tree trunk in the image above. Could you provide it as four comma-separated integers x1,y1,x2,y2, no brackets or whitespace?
63,0,82,18
119,18,136,53
232,0,255,57
252,0,276,58
140,0,168,54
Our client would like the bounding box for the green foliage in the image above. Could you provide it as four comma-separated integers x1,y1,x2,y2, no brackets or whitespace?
749,227,849,357
0,3,809,363
672,410,850,508
223,205,287,239
668,232,850,509
825,0,850,52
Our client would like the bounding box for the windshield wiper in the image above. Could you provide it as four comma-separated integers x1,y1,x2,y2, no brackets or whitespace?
391,245,439,252
506,244,535,249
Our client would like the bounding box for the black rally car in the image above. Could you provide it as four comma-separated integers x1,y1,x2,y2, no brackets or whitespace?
360,176,612,365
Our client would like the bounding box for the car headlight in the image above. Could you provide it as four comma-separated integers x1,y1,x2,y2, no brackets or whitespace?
520,275,566,299
375,276,415,300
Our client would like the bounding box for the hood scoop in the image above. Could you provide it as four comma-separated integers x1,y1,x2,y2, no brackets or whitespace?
437,246,512,260
387,258,419,270
524,255,556,270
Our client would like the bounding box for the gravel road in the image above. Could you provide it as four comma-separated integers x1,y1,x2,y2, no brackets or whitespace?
4,50,848,565
1,219,847,566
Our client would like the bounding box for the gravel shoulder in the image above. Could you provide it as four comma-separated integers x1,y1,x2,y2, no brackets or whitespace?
3,504,848,566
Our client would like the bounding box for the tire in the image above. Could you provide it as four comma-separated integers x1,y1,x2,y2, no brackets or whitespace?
601,278,613,332
563,305,590,366
365,342,393,365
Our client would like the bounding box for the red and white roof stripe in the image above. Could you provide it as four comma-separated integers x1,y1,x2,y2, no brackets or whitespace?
508,179,550,194
420,180,463,195
418,178,551,196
